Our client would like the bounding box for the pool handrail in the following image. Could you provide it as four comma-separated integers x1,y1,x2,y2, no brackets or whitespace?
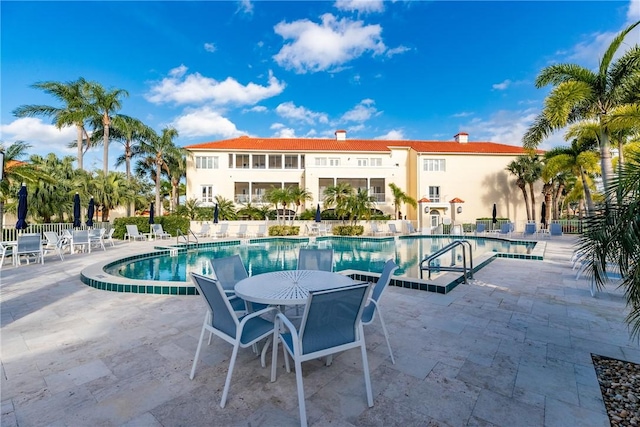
419,240,473,283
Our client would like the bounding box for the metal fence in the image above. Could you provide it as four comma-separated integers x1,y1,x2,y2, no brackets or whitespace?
1,222,112,242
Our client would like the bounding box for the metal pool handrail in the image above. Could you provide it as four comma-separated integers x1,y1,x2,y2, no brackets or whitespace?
419,240,474,283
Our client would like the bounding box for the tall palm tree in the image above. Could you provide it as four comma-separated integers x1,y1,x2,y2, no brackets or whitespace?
346,188,377,225
265,187,292,224
13,78,93,170
323,182,354,222
388,183,417,220
87,82,129,174
136,127,183,216
92,170,134,221
289,186,313,224
214,195,237,220
164,148,190,213
28,153,77,223
522,155,543,223
506,157,532,221
523,21,640,192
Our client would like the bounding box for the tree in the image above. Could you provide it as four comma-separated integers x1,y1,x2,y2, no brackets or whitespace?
522,155,543,223
345,188,377,225
506,157,532,221
214,195,237,220
92,170,135,221
578,150,640,340
322,183,354,223
388,183,417,219
85,83,129,174
28,153,77,223
13,78,92,170
265,187,292,224
523,21,640,193
289,186,313,224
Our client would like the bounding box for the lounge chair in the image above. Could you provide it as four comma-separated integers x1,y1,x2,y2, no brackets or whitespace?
255,224,267,237
189,272,277,408
450,224,463,235
125,224,146,242
43,231,68,260
151,224,171,240
15,233,44,266
406,222,418,234
71,230,91,253
297,248,334,272
370,222,384,236
317,223,330,236
549,223,563,237
475,223,486,235
498,222,513,237
523,223,536,237
270,283,374,427
388,223,401,235
195,223,210,238
0,242,13,269
236,224,248,238
215,223,229,238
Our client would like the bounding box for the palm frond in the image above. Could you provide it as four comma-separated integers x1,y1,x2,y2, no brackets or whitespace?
535,64,596,88
544,81,593,126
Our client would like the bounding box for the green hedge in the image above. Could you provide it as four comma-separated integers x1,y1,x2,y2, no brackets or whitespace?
112,215,190,240
332,225,364,236
268,225,300,236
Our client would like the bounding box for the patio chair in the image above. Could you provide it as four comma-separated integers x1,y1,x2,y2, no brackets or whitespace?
370,222,384,236
15,233,44,266
388,223,401,235
236,224,248,238
195,223,210,238
0,242,13,269
255,224,267,237
523,222,536,237
361,259,399,364
498,222,513,237
305,224,317,236
104,228,116,247
89,228,106,251
270,283,373,427
317,223,330,236
210,254,266,313
215,223,229,238
450,224,463,235
406,221,418,234
71,230,91,253
125,224,146,242
189,272,278,408
549,223,563,237
475,223,486,235
151,224,171,240
43,231,68,260
297,248,334,272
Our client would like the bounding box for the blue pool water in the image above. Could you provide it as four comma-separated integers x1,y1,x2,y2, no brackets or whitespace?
106,237,536,282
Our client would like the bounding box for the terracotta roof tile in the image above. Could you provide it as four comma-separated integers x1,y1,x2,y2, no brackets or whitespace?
185,136,538,155
449,197,465,203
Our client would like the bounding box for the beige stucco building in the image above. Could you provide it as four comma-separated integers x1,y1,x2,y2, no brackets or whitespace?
184,131,534,229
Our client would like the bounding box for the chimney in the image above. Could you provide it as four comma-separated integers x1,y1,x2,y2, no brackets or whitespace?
335,130,347,141
454,132,468,143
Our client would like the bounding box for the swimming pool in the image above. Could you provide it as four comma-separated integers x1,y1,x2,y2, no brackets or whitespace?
105,236,537,282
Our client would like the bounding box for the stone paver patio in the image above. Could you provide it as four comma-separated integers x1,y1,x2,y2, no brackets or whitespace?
1,236,638,426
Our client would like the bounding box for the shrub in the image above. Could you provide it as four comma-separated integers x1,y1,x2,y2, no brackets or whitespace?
332,225,364,236
112,215,189,239
268,225,300,236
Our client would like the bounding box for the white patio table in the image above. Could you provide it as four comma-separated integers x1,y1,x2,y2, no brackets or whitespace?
234,269,355,306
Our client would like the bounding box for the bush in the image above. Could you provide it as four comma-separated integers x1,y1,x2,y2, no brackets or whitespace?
332,225,364,236
268,225,300,236
112,215,189,239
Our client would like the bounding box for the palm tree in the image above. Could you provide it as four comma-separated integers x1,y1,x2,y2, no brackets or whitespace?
214,195,237,220
164,148,189,213
28,153,77,223
13,78,93,170
289,186,313,224
523,155,543,223
265,187,292,224
346,188,377,225
506,157,532,221
92,170,134,221
323,183,354,222
87,82,129,174
388,183,417,220
523,21,640,193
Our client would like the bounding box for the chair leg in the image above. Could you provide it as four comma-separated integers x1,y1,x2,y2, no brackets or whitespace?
190,322,207,380
376,310,395,364
270,329,279,382
294,358,308,427
360,340,374,407
220,343,240,408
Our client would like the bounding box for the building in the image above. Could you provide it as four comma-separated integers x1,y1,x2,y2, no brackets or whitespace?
184,131,535,229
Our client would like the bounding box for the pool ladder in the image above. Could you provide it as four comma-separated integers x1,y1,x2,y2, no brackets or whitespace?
420,240,474,283
176,228,198,245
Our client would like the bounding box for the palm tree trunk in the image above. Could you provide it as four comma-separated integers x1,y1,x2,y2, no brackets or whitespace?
553,183,565,220
156,162,162,217
528,183,537,223
519,186,531,221
579,167,595,214
599,129,614,193
103,121,110,174
618,140,625,172
76,125,84,170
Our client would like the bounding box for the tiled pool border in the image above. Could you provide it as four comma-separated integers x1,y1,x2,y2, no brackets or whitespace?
80,236,545,295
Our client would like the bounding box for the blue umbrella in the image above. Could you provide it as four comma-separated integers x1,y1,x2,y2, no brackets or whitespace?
149,202,155,224
73,193,81,228
315,204,322,223
492,203,497,230
15,184,28,230
86,197,95,227
213,204,219,224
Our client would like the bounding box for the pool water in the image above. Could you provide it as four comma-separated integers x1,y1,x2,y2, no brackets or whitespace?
106,237,536,282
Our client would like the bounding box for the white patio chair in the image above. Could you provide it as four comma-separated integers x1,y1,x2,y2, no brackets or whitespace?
209,254,253,314
189,272,278,408
255,224,267,237
89,228,106,251
151,224,171,240
15,233,44,266
214,223,229,238
0,242,13,269
104,228,116,247
361,259,399,364
270,283,374,427
196,223,210,238
125,224,146,242
43,231,68,260
297,248,334,272
388,223,401,235
236,224,248,238
71,230,91,253
317,223,330,236
370,222,384,236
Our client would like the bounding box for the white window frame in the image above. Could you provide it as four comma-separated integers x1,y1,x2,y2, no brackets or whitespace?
357,158,368,167
370,158,382,167
423,159,446,172
329,158,340,166
429,186,440,202
195,156,219,169
315,157,327,166
201,185,215,203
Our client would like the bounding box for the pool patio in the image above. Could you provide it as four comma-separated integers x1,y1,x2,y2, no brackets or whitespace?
1,235,637,426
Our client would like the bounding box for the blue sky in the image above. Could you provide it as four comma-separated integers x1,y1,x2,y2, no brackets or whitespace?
1,0,639,171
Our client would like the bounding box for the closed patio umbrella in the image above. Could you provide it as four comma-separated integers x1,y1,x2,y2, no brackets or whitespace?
315,204,321,223
86,197,95,227
15,184,28,230
541,202,547,229
73,193,81,228
491,203,497,230
149,202,155,224
213,204,219,224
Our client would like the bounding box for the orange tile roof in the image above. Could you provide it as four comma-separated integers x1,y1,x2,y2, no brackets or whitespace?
418,197,432,203
449,197,465,203
185,136,537,155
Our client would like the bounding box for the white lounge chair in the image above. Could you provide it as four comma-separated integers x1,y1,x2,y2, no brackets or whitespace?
388,223,401,235
406,222,418,234
15,233,44,266
236,224,248,238
71,230,91,253
43,231,68,260
255,224,267,237
125,224,146,242
196,223,210,238
370,222,384,236
151,224,171,240
215,223,229,238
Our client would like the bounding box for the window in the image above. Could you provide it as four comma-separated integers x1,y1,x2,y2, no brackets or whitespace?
370,158,382,167
229,154,233,168
429,186,440,202
423,159,446,172
269,155,282,169
284,155,298,169
357,158,368,167
315,157,327,166
235,154,249,169
195,156,218,169
329,158,340,166
201,186,215,203
253,155,266,169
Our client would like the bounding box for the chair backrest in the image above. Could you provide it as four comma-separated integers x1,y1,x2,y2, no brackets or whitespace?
200,223,210,234
106,228,115,238
298,283,370,355
500,222,512,234
257,224,266,234
72,230,89,243
44,231,60,244
210,254,249,292
361,260,398,323
297,248,334,272
524,223,536,235
191,273,238,338
152,224,162,234
389,223,398,233
218,223,229,233
17,234,42,252
238,224,247,232
476,223,486,233
88,228,102,239
406,222,416,233
450,224,463,235
371,223,379,233
550,223,563,236
126,224,140,236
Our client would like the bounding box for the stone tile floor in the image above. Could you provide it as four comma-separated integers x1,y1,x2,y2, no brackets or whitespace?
1,236,638,426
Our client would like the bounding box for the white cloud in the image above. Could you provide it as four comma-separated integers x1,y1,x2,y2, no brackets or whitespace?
341,99,379,122
243,105,268,113
273,14,386,73
0,117,76,154
492,79,512,91
334,0,384,14
146,66,285,106
237,0,253,15
171,107,245,139
272,126,297,138
628,0,640,21
204,42,216,53
270,123,285,130
451,111,474,118
375,129,404,140
386,45,411,57
275,101,329,125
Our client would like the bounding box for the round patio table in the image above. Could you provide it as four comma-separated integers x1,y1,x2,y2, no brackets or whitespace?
234,270,355,306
